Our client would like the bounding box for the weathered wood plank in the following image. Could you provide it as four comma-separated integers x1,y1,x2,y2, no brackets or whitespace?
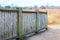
23,13,36,35
0,11,17,40
39,13,47,30
35,8,39,33
18,8,23,39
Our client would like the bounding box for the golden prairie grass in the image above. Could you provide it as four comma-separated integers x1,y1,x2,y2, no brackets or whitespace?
47,9,60,25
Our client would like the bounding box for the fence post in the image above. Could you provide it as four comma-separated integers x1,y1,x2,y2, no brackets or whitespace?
46,12,48,30
35,7,39,33
18,8,23,40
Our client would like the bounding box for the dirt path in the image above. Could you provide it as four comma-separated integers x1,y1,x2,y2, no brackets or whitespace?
27,25,60,40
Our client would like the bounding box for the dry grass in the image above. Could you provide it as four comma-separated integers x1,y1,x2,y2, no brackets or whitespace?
47,9,60,25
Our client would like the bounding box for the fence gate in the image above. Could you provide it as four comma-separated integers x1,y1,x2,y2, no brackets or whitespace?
38,12,47,32
22,11,47,38
23,13,36,37
0,10,18,40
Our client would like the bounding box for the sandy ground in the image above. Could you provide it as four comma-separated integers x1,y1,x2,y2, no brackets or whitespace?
27,25,60,40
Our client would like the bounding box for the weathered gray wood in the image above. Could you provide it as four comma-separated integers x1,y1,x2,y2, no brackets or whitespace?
35,8,39,33
39,13,47,30
18,8,23,39
0,11,17,40
23,13,36,35
0,12,3,40
0,8,47,40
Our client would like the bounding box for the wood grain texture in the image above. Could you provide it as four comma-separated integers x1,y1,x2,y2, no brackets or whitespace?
39,13,47,30
23,13,36,35
0,11,17,40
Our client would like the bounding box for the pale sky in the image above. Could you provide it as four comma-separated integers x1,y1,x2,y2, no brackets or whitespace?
0,0,60,7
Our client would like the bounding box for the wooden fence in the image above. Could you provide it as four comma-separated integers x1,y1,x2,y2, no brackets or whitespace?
0,8,47,40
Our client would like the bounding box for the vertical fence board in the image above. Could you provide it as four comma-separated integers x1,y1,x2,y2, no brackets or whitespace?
23,13,36,35
0,11,18,40
38,13,47,30
0,11,3,40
